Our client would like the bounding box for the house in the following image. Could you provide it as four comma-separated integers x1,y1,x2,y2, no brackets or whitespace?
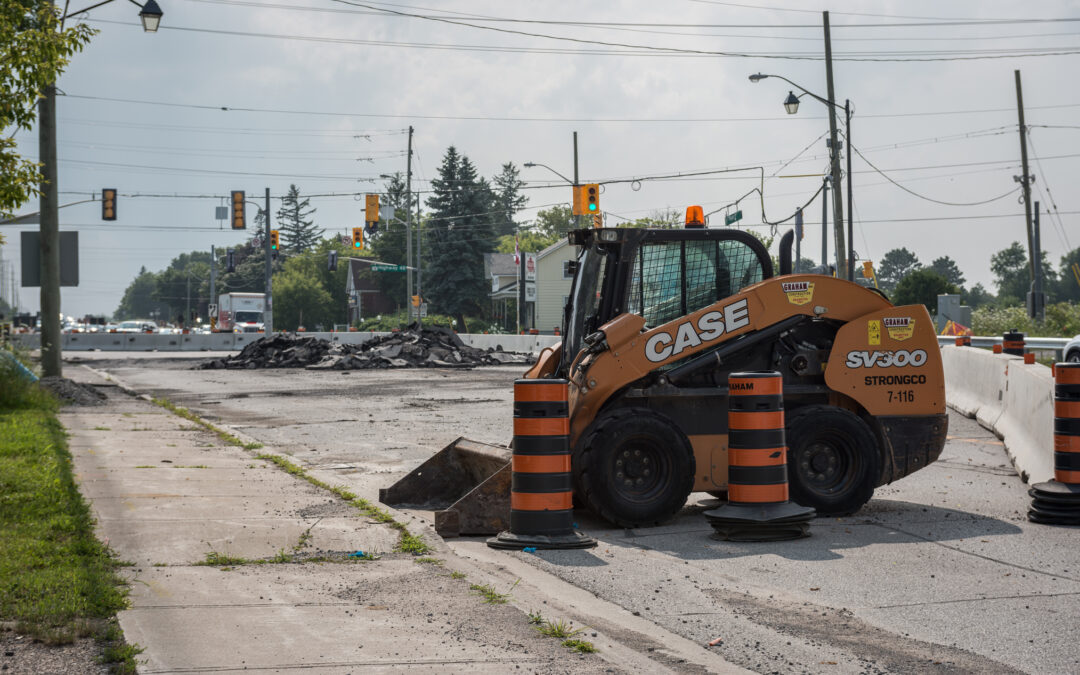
345,258,398,323
486,239,577,334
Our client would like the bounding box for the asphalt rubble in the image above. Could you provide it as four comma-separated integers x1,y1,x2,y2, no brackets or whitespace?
196,324,533,371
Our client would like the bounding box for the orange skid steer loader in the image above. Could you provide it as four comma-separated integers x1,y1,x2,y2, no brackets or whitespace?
380,225,947,535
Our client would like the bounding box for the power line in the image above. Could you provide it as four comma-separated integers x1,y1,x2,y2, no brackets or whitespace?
1027,130,1074,251
851,145,1022,206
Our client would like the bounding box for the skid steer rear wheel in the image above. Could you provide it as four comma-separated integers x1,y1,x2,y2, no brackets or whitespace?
786,405,880,516
576,408,695,528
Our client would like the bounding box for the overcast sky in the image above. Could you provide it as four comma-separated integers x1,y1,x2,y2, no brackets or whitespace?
4,0,1079,317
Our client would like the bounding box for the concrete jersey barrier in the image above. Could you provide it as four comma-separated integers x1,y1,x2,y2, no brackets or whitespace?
941,345,1054,483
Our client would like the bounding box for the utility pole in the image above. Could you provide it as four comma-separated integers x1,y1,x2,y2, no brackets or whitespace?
185,267,190,329
845,99,854,281
1015,70,1035,284
794,208,802,273
209,245,216,310
821,177,829,268
1032,202,1045,321
822,11,846,279
264,187,273,333
415,170,423,329
38,81,62,376
405,125,413,325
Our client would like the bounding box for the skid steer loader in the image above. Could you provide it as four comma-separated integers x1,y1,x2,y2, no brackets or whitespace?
380,224,947,533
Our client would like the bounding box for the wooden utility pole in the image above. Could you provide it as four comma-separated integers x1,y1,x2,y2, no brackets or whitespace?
38,82,62,376
1014,70,1035,283
823,11,846,279
405,125,414,323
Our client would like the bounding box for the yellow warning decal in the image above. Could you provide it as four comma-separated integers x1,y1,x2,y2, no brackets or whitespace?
884,316,915,341
781,281,815,306
867,320,881,346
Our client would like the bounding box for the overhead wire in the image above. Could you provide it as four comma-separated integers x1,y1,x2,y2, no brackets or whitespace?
1026,129,1074,251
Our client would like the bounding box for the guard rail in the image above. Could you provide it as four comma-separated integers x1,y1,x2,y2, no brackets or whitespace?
936,335,1070,359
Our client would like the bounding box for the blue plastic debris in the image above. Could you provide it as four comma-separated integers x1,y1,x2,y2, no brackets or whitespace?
348,551,365,558
522,547,537,554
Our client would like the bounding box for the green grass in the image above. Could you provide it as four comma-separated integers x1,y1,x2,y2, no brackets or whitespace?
536,618,583,639
0,376,129,643
450,571,466,580
151,398,262,450
561,638,597,654
101,641,145,673
469,581,517,605
527,609,545,625
414,557,443,565
197,551,251,567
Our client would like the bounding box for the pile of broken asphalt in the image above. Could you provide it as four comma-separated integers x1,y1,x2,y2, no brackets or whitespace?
197,324,532,370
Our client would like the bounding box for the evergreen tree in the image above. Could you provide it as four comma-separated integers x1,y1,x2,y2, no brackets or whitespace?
276,184,323,253
893,269,957,314
877,248,922,293
929,256,966,289
424,147,497,330
492,162,527,238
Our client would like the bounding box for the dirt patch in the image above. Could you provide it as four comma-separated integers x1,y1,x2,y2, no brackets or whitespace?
0,629,112,675
37,377,107,406
704,588,1020,674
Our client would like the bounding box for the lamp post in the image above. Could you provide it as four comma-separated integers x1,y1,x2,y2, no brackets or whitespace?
37,0,163,377
749,72,854,281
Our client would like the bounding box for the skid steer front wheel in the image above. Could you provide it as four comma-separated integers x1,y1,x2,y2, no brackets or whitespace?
576,408,695,528
786,405,880,516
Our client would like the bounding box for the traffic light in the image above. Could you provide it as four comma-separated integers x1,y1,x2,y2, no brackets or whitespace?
585,184,599,212
328,250,338,271
231,191,245,229
226,248,235,273
101,188,117,221
365,194,379,224
592,212,603,229
270,230,279,250
352,226,364,249
862,261,875,279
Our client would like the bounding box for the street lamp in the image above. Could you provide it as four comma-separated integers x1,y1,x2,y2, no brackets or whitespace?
523,162,574,186
750,73,854,281
35,0,164,377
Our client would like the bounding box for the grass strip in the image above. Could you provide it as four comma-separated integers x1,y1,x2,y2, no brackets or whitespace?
0,402,129,643
151,397,262,450
256,453,431,555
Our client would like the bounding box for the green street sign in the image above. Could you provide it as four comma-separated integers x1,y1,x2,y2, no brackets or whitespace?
724,210,743,226
371,264,408,272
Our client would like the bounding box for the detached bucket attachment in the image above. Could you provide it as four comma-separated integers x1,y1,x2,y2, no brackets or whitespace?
378,437,511,537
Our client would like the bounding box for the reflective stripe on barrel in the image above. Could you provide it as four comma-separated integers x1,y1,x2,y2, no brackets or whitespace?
510,379,574,535
1055,363,1080,485
1003,330,1025,356
727,372,788,505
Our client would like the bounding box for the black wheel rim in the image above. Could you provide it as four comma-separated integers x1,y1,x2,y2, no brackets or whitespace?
792,431,860,497
611,435,671,502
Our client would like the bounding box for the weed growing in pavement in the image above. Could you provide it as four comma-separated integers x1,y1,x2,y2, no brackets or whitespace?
414,557,443,565
536,618,583,639
527,609,545,625
101,639,145,673
254,452,431,556
151,397,263,450
469,583,510,604
198,551,250,567
450,571,466,580
92,426,111,431
133,465,156,469
562,639,597,654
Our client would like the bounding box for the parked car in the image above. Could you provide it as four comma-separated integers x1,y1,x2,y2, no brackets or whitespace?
116,320,158,333
1065,334,1080,362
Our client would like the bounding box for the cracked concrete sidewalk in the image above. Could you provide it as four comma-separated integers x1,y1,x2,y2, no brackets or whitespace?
63,365,743,674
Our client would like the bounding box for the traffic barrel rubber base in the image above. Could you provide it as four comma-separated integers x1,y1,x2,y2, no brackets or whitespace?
704,501,816,542
486,529,596,550
1028,481,1080,526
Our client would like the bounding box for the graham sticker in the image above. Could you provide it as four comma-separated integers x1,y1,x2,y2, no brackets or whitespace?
867,320,881,346
884,316,915,341
781,281,814,306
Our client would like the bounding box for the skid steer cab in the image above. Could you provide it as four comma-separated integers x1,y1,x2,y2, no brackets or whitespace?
518,225,947,528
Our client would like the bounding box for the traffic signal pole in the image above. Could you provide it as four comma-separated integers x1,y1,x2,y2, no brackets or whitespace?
264,187,273,334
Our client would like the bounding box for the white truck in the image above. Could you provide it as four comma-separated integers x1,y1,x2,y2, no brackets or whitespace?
216,293,265,333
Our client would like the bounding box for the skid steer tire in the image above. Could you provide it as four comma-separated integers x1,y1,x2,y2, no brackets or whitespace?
786,405,880,516
576,408,695,528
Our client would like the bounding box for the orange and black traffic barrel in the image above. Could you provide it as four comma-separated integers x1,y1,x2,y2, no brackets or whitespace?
1029,362,1080,525
955,335,971,347
704,371,815,541
488,379,595,549
1003,330,1026,357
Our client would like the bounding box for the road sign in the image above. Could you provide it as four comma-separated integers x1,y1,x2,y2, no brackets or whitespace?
208,303,218,318
525,281,537,302
724,210,743,226
524,252,537,281
371,264,408,272
420,303,428,318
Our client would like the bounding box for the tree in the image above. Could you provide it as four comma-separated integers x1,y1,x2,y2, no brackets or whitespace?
276,184,323,253
876,248,921,293
892,269,957,314
492,162,527,238
929,256,966,289
272,265,334,331
963,283,995,309
990,241,1029,304
152,252,211,325
532,205,576,239
629,208,681,229
0,1,94,227
496,230,558,254
271,237,353,328
115,267,164,320
1055,247,1080,303
424,146,497,330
